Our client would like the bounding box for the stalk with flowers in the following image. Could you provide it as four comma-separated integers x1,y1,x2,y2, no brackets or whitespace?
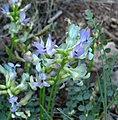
0,0,95,119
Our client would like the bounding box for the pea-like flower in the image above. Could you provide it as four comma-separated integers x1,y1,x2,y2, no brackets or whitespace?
78,28,90,43
71,43,84,58
32,72,50,88
4,62,21,80
19,10,30,23
33,34,56,57
71,28,92,58
8,96,18,112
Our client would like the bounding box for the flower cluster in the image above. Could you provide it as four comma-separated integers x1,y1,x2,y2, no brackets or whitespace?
1,0,31,24
0,1,94,119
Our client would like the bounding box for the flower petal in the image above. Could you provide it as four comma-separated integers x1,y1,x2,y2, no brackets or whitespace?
43,81,50,87
33,42,44,52
24,4,31,11
46,34,52,50
8,96,18,103
23,18,30,23
20,10,26,23
32,81,40,87
8,62,15,68
3,3,9,12
12,104,17,112
39,72,47,80
72,43,84,57
78,28,90,43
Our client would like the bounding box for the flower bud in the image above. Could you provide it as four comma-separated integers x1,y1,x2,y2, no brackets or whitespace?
0,90,8,95
47,80,54,85
6,80,12,88
0,85,7,89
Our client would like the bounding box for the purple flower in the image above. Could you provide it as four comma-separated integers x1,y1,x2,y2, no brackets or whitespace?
33,34,56,57
32,72,50,88
19,10,30,23
3,3,10,13
71,28,91,58
78,28,90,43
8,96,18,112
71,43,84,58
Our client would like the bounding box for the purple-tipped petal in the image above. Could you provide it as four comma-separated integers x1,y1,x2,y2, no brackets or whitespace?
8,96,18,112
43,81,50,87
24,4,31,10
72,43,84,58
24,55,30,61
33,42,45,55
46,35,56,57
23,18,30,23
3,3,9,12
78,28,90,43
79,29,87,42
32,81,40,87
8,96,18,103
33,42,43,50
39,72,47,80
12,104,17,112
20,10,26,23
33,50,41,56
46,34,52,49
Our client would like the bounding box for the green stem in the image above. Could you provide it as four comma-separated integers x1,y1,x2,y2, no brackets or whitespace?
7,111,11,120
99,92,118,120
47,59,65,118
100,47,107,120
8,34,16,62
88,39,95,72
40,88,43,120
47,80,56,117
40,104,52,120
39,87,46,120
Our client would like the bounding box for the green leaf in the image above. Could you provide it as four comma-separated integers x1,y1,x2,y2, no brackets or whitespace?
86,103,93,111
96,45,102,51
83,92,90,100
77,95,83,101
85,9,93,19
68,24,79,39
78,105,85,111
81,85,86,91
101,41,108,45
87,21,94,26
87,115,94,120
98,54,104,60
107,90,113,96
0,65,6,75
79,114,86,120
106,57,113,62
74,87,81,92
104,48,111,53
